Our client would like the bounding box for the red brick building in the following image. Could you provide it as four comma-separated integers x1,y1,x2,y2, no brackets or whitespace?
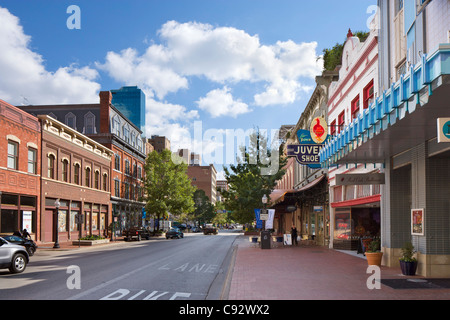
187,165,217,204
0,99,41,239
19,91,146,234
38,115,113,244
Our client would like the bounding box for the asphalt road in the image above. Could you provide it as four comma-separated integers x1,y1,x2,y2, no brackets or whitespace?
0,231,240,300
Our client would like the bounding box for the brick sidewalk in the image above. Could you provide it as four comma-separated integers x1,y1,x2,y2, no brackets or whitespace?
227,236,450,300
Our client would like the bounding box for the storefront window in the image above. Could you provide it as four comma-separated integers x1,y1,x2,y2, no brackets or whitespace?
58,210,67,232
334,211,351,240
1,209,18,233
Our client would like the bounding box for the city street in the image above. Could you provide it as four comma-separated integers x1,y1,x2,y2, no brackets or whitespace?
0,231,239,300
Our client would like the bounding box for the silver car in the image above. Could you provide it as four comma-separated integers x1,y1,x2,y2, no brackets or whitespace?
0,237,29,273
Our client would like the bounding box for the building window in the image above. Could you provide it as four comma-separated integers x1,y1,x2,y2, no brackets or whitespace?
125,159,130,175
74,163,80,185
48,154,55,179
103,173,108,191
27,148,37,174
83,112,96,134
330,120,336,136
7,141,19,170
124,182,130,199
114,154,121,171
137,166,142,180
338,111,345,133
133,163,137,178
65,112,77,130
85,167,91,187
363,80,374,109
62,159,69,182
351,95,360,120
123,125,130,143
114,179,120,197
94,170,100,189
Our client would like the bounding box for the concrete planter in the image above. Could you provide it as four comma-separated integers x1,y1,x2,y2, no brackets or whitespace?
72,239,110,246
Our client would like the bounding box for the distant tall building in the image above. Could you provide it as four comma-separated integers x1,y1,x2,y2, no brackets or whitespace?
148,135,171,153
111,86,146,135
187,165,217,204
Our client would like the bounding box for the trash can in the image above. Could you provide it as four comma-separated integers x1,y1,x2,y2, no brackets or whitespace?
260,231,271,249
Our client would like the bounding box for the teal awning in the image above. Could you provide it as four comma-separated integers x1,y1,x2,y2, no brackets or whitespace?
320,44,450,167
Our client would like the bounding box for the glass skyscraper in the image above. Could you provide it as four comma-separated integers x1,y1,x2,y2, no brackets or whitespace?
111,86,146,135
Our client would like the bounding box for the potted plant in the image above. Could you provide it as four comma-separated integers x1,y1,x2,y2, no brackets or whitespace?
365,239,383,266
399,241,418,276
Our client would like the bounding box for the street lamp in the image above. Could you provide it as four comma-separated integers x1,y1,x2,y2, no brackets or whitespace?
53,199,61,249
262,194,267,231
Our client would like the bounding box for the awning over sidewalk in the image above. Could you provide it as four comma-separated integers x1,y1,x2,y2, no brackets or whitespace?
320,45,450,167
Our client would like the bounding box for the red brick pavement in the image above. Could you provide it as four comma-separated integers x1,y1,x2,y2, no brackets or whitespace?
227,236,450,300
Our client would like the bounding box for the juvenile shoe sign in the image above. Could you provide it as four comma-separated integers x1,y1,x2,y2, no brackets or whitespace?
287,117,328,169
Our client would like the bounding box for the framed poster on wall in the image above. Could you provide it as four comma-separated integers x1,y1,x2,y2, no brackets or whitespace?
411,208,424,236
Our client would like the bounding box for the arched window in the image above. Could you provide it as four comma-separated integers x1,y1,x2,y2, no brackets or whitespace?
103,173,108,191
65,112,77,130
85,167,91,187
95,170,100,189
83,111,96,134
62,159,69,182
74,163,81,185
48,154,56,179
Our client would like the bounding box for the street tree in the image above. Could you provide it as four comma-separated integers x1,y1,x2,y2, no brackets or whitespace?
143,150,196,230
220,129,286,224
190,189,215,226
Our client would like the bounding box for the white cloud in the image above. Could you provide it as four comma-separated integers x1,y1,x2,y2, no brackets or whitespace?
0,7,100,105
196,86,251,118
98,20,323,108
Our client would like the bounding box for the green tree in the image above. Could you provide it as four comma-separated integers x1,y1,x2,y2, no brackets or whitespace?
322,30,369,71
143,150,196,230
220,130,286,224
191,189,215,226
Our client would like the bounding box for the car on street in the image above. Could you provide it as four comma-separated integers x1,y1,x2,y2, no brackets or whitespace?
3,235,37,256
165,228,184,239
123,227,152,241
0,237,29,273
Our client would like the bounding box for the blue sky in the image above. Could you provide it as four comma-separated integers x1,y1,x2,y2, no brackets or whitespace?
0,0,376,176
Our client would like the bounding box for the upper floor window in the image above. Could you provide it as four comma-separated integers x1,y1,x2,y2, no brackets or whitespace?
103,173,108,192
330,120,337,136
74,163,81,185
123,125,130,143
48,154,55,179
114,154,121,171
62,159,69,182
7,141,19,170
28,148,37,174
351,95,360,120
84,112,96,134
65,112,77,130
363,80,374,109
338,111,345,134
94,170,100,189
85,167,91,187
125,159,130,175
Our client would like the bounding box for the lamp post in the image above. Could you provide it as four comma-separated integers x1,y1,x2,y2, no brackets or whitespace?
262,194,267,230
53,199,61,249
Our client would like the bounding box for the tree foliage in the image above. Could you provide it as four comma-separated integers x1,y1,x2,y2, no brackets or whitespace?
322,30,370,71
220,130,286,224
190,189,216,226
143,150,196,230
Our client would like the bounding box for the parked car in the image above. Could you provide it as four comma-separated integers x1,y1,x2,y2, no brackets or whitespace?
0,237,29,273
3,235,37,256
191,226,201,233
165,228,184,239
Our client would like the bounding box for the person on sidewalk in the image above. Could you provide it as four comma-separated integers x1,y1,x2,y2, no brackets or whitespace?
291,224,298,246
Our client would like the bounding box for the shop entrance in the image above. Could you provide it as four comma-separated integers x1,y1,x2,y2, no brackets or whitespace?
315,213,324,245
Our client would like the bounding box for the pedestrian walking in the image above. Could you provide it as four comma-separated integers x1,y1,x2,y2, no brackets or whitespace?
291,224,298,246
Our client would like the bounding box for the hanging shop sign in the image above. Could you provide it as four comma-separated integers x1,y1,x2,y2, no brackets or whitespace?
437,118,450,143
336,173,385,186
287,117,328,169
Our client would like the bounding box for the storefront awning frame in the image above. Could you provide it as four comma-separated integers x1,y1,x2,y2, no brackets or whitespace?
320,45,450,167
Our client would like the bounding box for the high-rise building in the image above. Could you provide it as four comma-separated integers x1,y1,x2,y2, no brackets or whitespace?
111,86,146,135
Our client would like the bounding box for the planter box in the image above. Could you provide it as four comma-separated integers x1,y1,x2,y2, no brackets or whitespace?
72,239,110,246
